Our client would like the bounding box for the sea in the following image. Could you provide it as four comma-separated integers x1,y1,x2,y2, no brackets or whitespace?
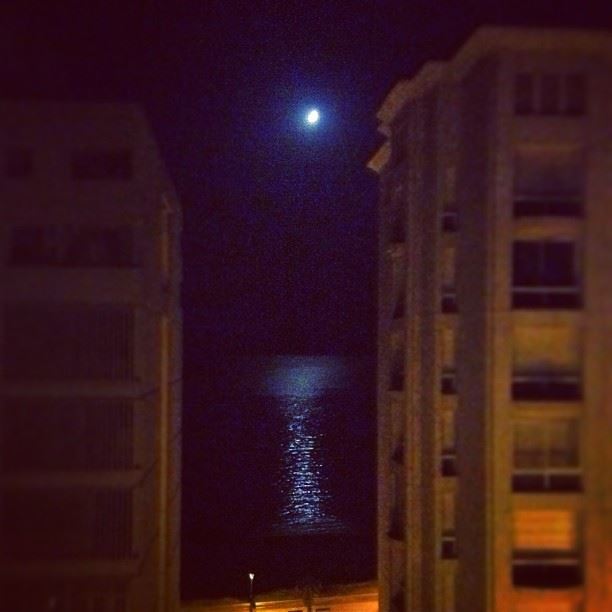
181,354,376,599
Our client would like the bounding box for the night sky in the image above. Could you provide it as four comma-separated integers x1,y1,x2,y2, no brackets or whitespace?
6,0,612,599
5,1,611,354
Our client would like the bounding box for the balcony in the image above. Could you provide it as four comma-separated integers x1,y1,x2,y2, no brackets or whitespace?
512,468,582,493
513,558,582,589
512,373,581,402
512,285,581,310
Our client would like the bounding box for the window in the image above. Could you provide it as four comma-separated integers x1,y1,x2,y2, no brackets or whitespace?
513,420,581,492
541,74,561,114
512,372,581,401
515,73,535,115
1,398,134,471
440,411,457,476
513,510,582,588
440,370,456,395
392,290,405,320
441,492,457,558
512,241,580,309
4,303,134,381
2,488,132,560
5,147,33,178
9,225,136,267
513,147,583,217
566,73,586,115
72,149,132,180
514,72,586,116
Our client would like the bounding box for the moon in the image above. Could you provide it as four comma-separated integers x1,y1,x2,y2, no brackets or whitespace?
306,108,320,125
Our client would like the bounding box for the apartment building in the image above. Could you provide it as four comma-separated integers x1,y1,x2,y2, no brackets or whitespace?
0,102,182,611
369,27,612,612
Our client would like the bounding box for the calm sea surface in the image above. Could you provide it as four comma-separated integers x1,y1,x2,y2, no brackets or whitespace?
182,355,376,598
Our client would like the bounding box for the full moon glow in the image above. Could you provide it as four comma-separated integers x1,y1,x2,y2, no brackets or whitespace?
306,108,320,125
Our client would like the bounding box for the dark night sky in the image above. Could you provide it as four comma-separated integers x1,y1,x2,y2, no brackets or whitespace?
4,1,611,353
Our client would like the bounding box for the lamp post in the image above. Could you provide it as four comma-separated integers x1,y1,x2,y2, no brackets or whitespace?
248,572,255,611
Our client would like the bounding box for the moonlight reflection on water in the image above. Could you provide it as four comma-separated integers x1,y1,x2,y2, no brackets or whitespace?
266,358,347,534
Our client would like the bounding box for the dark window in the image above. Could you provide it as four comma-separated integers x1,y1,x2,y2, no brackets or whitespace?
514,197,582,218
512,562,582,588
441,370,457,395
441,453,457,477
441,533,457,559
2,488,132,560
512,373,581,401
515,73,534,115
441,210,458,232
565,74,586,115
441,291,457,314
9,225,136,267
541,74,561,115
72,149,132,180
5,148,33,178
392,292,405,320
4,303,134,381
512,241,580,309
1,398,134,471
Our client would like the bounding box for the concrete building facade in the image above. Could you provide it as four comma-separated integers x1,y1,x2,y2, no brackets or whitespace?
370,27,612,612
0,102,182,611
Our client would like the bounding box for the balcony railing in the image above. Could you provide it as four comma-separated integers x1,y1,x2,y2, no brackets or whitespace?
512,285,581,309
512,468,582,493
513,557,582,588
512,373,581,401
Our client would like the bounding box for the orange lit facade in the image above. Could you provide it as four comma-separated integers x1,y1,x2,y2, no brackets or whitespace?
370,28,612,612
182,581,378,612
0,102,182,611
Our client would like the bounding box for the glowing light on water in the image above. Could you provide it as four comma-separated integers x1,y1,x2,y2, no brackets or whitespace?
266,357,347,534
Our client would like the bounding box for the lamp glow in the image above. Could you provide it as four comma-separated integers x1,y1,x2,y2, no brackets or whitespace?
306,108,320,125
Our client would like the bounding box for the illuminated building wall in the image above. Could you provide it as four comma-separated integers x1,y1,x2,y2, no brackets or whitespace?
369,27,612,612
0,102,182,612
182,580,378,611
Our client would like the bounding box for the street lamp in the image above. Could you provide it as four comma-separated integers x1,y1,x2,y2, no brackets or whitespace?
248,573,255,611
